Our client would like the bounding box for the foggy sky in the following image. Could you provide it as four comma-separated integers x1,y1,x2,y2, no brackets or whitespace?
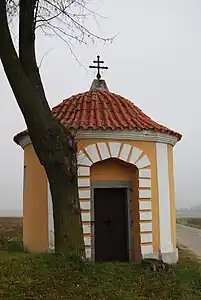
0,0,200,211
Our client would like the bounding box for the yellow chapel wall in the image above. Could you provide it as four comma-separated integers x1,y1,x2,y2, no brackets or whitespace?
78,139,160,255
22,138,176,255
23,144,48,252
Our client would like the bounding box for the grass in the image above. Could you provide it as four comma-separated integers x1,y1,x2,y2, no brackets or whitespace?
177,217,201,229
0,218,201,299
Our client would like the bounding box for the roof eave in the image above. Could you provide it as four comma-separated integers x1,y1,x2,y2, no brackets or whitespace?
13,127,182,149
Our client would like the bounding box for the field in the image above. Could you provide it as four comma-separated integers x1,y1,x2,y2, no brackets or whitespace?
177,217,201,229
0,218,201,299
0,217,22,241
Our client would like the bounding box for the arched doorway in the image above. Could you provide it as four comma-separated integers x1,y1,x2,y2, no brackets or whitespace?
90,158,140,261
48,142,153,260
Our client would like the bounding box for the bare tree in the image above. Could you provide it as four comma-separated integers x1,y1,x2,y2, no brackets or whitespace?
0,0,112,254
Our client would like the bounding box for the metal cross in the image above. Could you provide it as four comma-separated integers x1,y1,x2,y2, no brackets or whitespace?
89,55,108,80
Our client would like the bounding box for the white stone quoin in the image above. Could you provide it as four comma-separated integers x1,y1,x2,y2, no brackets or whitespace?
156,142,178,263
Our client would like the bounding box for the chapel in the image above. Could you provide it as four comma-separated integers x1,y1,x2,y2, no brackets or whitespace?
14,56,182,264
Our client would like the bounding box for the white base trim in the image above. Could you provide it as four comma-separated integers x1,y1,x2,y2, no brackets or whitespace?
142,248,179,264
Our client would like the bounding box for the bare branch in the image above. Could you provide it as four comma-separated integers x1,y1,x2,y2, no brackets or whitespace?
34,0,40,28
37,0,115,46
38,22,87,44
6,0,116,65
38,47,54,68
6,0,19,20
42,22,87,69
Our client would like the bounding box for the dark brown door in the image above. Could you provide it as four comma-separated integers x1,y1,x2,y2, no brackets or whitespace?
94,188,129,262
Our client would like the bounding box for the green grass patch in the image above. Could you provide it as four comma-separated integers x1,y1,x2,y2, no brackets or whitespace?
0,248,201,299
0,217,201,299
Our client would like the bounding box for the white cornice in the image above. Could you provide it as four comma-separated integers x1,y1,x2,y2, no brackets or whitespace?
17,135,32,149
16,129,179,149
76,130,179,146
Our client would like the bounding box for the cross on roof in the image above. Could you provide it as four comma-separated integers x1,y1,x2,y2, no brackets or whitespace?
89,55,108,80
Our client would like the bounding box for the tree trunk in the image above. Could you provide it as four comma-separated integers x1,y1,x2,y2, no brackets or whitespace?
48,170,84,254
37,120,84,254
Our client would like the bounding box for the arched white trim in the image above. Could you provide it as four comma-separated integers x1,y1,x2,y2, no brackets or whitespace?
77,142,153,260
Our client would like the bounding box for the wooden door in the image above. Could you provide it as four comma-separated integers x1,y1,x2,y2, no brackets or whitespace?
94,188,129,262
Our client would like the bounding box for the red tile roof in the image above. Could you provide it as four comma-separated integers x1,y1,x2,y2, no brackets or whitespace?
13,87,182,145
52,89,182,140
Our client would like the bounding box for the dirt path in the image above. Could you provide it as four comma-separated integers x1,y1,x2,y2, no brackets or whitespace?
177,223,201,258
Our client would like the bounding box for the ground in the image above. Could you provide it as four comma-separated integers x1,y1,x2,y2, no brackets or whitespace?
0,217,201,299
